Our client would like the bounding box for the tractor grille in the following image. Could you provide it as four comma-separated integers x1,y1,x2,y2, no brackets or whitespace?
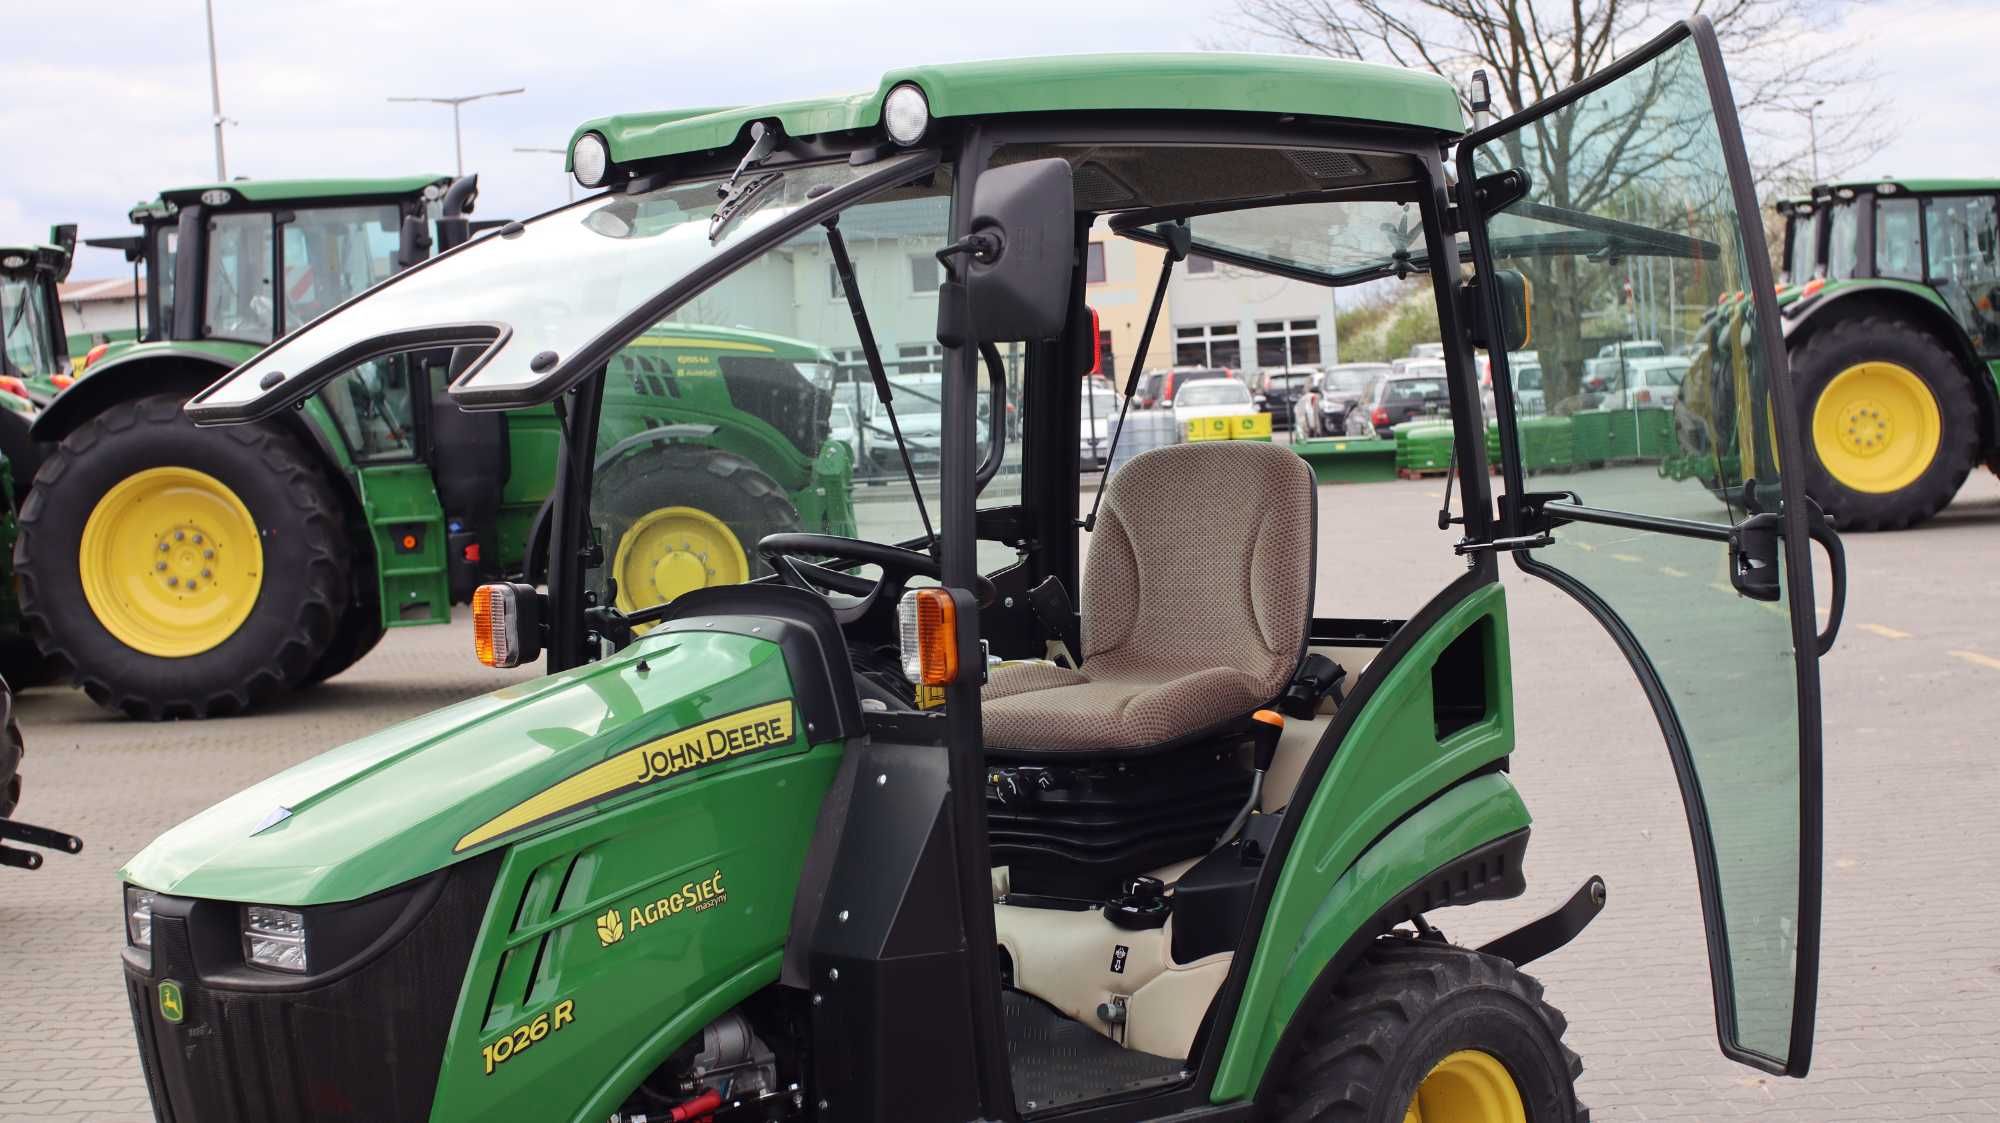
124,855,499,1123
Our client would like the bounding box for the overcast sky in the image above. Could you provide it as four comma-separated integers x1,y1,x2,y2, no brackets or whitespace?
7,0,1992,281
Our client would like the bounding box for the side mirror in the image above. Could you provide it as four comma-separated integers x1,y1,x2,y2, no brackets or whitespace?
48,224,77,280
961,157,1075,343
1463,268,1532,353
397,214,433,270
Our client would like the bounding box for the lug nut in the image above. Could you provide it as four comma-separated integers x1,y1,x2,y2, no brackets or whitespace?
201,569,212,579
192,534,203,544
174,530,184,541
155,562,167,572
159,542,169,553
166,577,179,587
203,548,214,559
186,581,198,591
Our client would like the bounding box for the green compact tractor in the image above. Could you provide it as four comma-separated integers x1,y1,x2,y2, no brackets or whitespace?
1774,178,2000,528
16,177,855,719
121,20,1840,1123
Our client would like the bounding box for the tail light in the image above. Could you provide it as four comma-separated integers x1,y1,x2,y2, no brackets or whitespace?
0,377,27,401
472,582,543,668
1371,406,1390,427
898,587,959,685
1636,389,1652,405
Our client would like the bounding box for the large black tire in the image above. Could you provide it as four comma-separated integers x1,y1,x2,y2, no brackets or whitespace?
594,444,799,613
297,597,389,687
1270,938,1586,1123
0,677,20,820
1791,315,1979,531
15,396,352,720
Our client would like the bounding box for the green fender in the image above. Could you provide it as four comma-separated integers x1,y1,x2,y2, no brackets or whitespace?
1211,582,1524,1100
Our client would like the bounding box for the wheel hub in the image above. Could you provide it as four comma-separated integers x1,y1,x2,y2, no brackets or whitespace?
612,505,749,617
1810,361,1943,494
79,467,264,658
1405,1050,1527,1123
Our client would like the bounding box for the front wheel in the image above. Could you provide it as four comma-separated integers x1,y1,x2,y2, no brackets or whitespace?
1792,315,1979,531
1271,938,1586,1123
16,396,352,719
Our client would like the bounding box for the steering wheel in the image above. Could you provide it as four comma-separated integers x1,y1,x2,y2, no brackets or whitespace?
757,532,996,616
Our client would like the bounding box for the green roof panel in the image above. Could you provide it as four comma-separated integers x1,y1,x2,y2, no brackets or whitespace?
574,53,1465,168
154,174,452,208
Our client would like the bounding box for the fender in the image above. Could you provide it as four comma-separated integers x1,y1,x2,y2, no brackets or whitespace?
28,345,243,443
1783,279,2000,451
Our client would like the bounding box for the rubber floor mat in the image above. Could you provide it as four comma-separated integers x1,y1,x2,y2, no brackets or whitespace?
1003,989,1187,1111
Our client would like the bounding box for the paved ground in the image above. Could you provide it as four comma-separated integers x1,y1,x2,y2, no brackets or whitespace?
3,471,1997,1121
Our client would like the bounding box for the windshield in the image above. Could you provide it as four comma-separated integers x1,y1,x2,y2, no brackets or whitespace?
1174,380,1249,407
1385,377,1446,401
189,153,937,420
1321,364,1387,392
0,275,56,379
197,205,401,345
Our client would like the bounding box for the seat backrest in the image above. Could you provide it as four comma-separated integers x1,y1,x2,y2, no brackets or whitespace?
1081,441,1315,700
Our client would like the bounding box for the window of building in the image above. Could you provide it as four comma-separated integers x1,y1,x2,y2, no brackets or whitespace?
1086,242,1107,284
1174,323,1239,367
896,341,944,375
1097,328,1115,376
909,253,940,293
828,261,845,300
1255,318,1321,369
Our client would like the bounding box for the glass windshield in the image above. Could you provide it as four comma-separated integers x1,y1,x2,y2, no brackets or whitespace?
1174,380,1248,407
1826,201,1860,280
1385,377,1445,400
0,275,56,379
281,205,401,329
1165,197,1427,283
1924,194,2000,352
205,211,275,342
190,153,936,420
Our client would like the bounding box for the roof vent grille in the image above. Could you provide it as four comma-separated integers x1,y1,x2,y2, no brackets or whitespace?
1285,149,1368,181
1073,163,1139,210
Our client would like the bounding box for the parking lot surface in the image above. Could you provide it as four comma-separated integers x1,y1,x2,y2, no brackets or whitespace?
3,472,1997,1121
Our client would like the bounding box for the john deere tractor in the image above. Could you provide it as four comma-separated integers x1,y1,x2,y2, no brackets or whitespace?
16,177,855,719
121,20,1841,1123
0,226,77,481
1775,178,2000,529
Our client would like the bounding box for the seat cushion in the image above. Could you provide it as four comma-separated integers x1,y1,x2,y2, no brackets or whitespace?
981,441,1315,753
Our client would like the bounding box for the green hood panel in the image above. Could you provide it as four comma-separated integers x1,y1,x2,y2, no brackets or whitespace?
121,630,802,905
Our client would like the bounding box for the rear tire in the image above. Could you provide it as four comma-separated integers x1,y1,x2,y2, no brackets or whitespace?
1792,315,1978,531
298,597,388,687
596,444,798,615
1271,938,1586,1122
0,676,21,820
16,395,351,720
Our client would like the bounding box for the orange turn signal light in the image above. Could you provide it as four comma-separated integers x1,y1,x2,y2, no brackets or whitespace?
472,582,542,669
897,587,958,686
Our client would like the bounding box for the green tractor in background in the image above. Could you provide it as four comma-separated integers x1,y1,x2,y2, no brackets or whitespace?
120,20,1839,1122
15,177,856,719
1775,178,2000,529
0,227,78,478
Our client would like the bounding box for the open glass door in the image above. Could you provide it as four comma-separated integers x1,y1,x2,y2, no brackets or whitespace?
1460,19,1837,1076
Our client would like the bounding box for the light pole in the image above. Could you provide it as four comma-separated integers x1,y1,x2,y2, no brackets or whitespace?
1806,97,1827,181
203,0,228,179
514,146,574,202
388,88,526,177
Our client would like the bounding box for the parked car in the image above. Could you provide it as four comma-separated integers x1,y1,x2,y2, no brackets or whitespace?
1582,339,1669,391
1079,382,1122,468
1168,377,1257,427
1506,353,1545,416
1363,364,1451,438
1141,366,1235,408
828,401,863,466
1407,342,1446,360
1255,369,1315,431
1595,357,1689,411
1315,363,1392,436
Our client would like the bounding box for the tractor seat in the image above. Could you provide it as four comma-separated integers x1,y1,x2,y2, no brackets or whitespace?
982,441,1315,754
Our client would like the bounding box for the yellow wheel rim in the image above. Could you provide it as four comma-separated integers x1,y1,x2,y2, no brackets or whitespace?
1403,1050,1527,1123
1811,361,1942,494
611,506,748,617
78,467,264,658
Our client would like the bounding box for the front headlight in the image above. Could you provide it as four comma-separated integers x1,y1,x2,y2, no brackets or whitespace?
571,132,610,189
242,905,309,973
125,886,157,949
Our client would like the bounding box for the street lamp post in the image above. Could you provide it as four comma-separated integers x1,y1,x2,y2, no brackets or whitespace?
203,0,228,179
388,88,526,177
514,146,574,202
1806,97,1827,181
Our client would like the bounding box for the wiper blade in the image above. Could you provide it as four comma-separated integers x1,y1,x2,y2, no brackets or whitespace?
709,121,783,243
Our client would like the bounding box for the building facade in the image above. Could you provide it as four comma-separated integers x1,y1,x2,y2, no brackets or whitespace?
1166,255,1337,379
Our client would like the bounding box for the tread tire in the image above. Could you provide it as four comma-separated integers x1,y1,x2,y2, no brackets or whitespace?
297,582,387,687
1270,937,1587,1123
1791,315,1978,531
0,677,20,820
595,443,799,606
14,395,351,720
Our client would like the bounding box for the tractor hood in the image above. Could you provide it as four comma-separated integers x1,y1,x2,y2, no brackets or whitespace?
121,627,803,906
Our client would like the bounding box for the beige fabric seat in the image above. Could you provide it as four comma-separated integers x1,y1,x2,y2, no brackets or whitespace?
983,441,1315,753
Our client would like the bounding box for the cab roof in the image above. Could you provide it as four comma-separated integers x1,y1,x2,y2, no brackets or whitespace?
1809,177,2000,198
136,175,454,219
572,52,1465,169
0,244,70,274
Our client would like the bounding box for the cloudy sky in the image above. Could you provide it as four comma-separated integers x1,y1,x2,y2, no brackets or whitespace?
7,0,1993,282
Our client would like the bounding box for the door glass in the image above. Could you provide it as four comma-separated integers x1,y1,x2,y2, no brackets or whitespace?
1826,201,1860,281
1923,195,2000,353
153,226,178,336
319,356,421,461
1783,210,1817,284
205,211,276,343
280,205,401,330
1874,197,1922,280
1473,27,1814,1069
0,276,57,379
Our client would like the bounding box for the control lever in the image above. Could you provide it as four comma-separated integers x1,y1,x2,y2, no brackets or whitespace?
1104,875,1171,930
1216,710,1284,850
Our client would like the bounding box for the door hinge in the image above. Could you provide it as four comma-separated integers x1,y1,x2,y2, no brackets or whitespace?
1457,490,1574,555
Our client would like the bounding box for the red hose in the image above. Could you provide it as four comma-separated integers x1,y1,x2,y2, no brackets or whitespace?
669,1088,724,1121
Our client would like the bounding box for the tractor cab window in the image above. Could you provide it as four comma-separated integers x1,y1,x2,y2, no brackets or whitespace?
204,211,276,343
1874,197,1923,280
280,205,401,329
0,274,57,380
1924,194,2000,352
152,225,178,338
1826,200,1861,281
583,170,978,621
1783,209,1818,284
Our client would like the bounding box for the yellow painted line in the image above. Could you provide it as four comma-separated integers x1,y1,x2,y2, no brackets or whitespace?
1571,541,1596,552
1611,553,1644,563
1859,623,1912,640
1710,582,1735,595
1660,566,1690,578
1949,650,2000,672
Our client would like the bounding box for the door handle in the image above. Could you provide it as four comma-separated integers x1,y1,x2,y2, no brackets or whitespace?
1804,505,1846,657
1727,507,1846,656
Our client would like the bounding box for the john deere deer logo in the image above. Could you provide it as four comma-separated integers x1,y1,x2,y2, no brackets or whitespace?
158,980,185,1024
595,908,625,947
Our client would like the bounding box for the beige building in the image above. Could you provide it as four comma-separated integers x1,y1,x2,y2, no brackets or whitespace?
1083,225,1173,381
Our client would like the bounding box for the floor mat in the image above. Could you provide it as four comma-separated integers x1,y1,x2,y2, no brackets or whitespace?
1003,989,1188,1111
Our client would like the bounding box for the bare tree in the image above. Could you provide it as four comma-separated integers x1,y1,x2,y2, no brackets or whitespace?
1223,0,1889,188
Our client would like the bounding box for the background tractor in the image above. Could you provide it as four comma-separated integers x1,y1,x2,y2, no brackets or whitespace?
1775,178,2000,529
15,177,856,719
0,227,76,483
